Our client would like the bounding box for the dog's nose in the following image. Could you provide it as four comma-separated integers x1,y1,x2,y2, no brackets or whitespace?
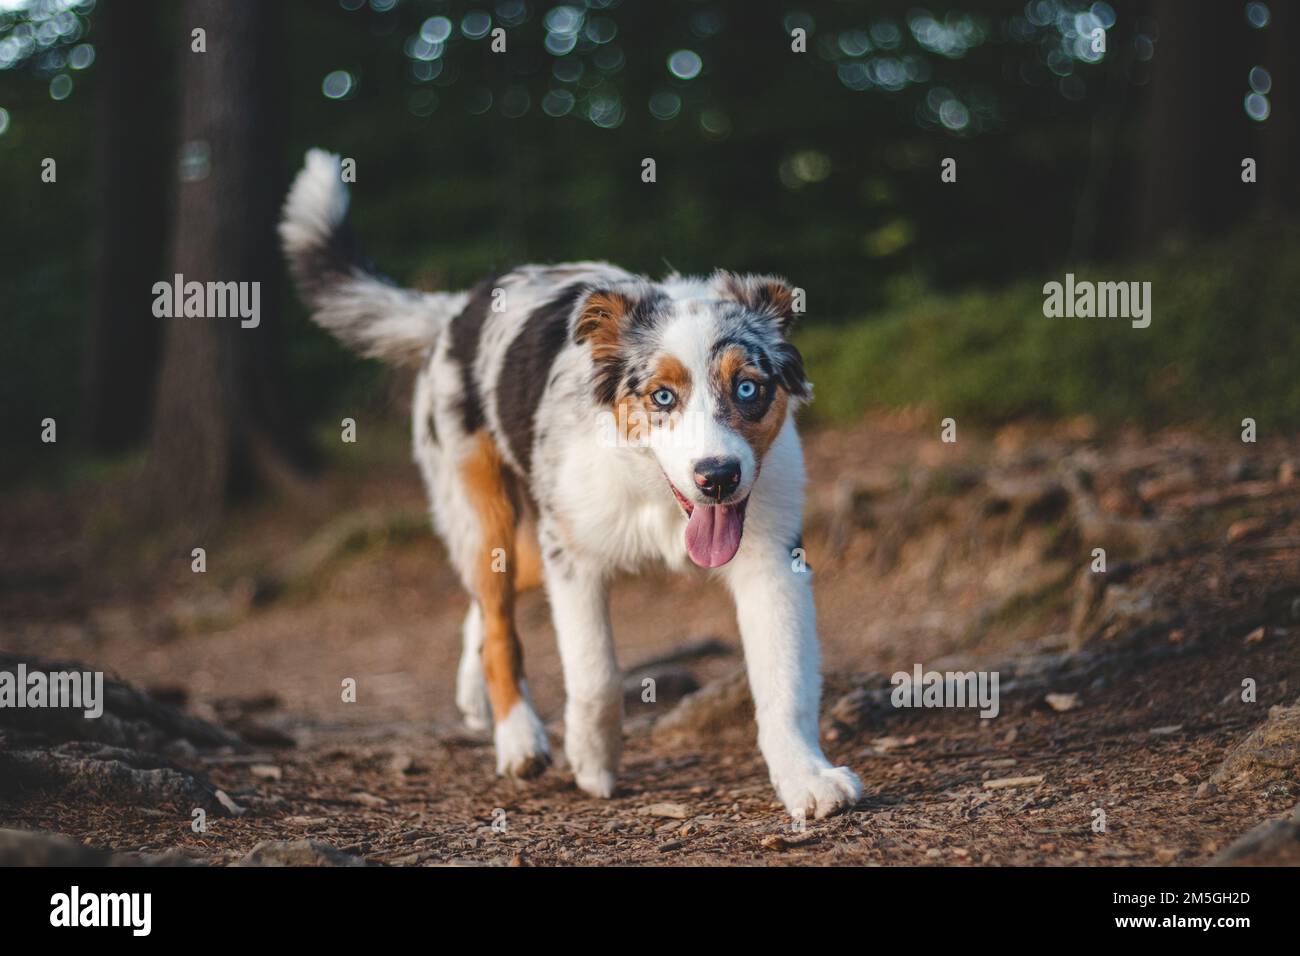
692,456,742,500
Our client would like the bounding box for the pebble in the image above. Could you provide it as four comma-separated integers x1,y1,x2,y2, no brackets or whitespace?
1045,692,1081,712
983,775,1045,790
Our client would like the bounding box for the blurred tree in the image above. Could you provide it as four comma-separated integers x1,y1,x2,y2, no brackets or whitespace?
81,0,172,454
1134,0,1251,247
145,0,303,523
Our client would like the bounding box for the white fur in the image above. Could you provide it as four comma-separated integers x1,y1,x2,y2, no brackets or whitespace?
493,688,551,778
721,421,862,818
454,603,492,733
280,149,469,365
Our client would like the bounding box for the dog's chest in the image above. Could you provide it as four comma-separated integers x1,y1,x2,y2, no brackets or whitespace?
550,445,689,572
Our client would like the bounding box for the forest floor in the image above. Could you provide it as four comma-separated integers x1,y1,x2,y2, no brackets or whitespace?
2,412,1299,866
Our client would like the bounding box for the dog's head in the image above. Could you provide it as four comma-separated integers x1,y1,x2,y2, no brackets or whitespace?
575,271,809,568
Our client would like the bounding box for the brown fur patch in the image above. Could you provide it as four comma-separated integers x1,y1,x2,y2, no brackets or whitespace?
513,521,543,592
616,354,694,440
712,345,789,457
459,431,525,717
573,289,634,347
574,290,636,405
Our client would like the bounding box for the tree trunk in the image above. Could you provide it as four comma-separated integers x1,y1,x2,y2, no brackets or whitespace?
81,0,171,454
1134,0,1252,248
145,0,300,526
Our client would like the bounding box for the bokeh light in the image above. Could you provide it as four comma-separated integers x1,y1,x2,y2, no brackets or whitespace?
541,88,574,117
1244,92,1269,121
667,49,702,80
321,70,354,100
648,90,681,121
420,16,453,43
460,11,492,40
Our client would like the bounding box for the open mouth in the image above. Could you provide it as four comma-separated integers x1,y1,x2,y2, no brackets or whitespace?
665,477,749,568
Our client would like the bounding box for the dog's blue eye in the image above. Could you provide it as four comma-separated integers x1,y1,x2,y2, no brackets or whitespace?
651,388,676,408
735,380,758,401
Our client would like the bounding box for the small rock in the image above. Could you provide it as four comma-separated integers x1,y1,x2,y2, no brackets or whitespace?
1210,703,1300,790
1227,517,1269,543
249,764,281,781
214,789,245,817
232,839,370,867
639,802,691,820
1243,626,1267,645
1211,817,1300,865
657,839,685,853
1196,781,1219,799
1149,725,1183,736
1045,692,1081,712
760,832,818,851
984,775,1044,790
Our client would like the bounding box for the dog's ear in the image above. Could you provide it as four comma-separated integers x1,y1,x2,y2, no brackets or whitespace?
713,271,801,334
573,288,636,350
573,288,638,405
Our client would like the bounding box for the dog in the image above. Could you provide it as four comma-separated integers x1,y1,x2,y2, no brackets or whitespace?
279,149,861,820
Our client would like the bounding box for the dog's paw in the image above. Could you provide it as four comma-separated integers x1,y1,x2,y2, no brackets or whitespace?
456,683,492,734
494,702,551,779
572,765,617,799
776,765,862,820
455,650,492,735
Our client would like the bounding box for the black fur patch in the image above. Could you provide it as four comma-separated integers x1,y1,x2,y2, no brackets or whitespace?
773,341,810,398
576,283,670,406
497,283,587,475
447,273,503,434
710,333,810,403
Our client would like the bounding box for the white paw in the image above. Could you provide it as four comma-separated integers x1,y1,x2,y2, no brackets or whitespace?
455,643,492,734
564,693,622,798
573,765,616,799
456,674,492,734
493,701,551,779
775,765,862,820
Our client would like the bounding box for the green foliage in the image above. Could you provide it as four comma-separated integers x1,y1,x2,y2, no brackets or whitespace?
798,223,1300,430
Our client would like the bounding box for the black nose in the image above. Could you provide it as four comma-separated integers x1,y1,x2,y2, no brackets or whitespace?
692,456,742,500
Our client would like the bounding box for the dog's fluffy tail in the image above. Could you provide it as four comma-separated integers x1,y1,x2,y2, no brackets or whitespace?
279,149,467,366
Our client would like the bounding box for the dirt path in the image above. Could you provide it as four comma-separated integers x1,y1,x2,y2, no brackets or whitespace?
3,416,1298,865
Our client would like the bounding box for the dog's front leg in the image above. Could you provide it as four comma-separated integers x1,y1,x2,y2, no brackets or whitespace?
726,546,861,820
542,551,622,798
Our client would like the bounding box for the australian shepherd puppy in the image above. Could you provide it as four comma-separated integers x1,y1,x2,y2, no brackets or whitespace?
280,149,861,820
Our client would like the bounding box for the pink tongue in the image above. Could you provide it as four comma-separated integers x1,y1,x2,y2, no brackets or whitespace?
684,503,744,568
